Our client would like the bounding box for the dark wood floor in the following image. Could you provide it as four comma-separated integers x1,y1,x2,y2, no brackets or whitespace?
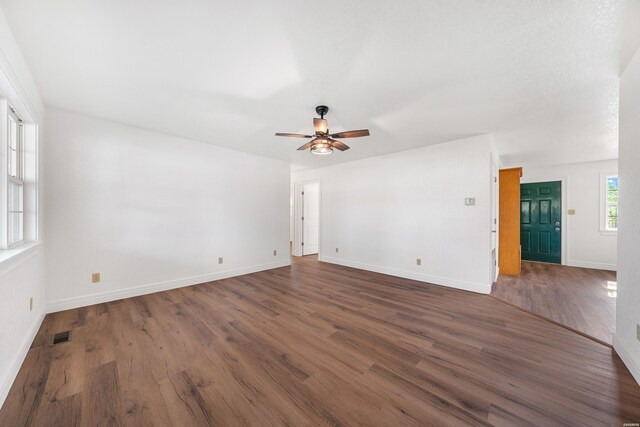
492,261,617,344
1,256,639,426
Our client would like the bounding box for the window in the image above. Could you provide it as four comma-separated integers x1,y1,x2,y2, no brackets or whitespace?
0,98,37,252
602,174,618,232
7,110,24,246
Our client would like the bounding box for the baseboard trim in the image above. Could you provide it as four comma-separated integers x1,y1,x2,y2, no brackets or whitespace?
0,311,45,409
320,256,491,294
46,259,292,313
613,334,640,385
567,260,617,271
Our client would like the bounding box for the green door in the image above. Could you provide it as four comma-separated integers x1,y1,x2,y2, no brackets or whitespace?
520,181,561,263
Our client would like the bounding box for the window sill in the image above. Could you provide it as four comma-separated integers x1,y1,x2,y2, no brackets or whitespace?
0,241,42,269
599,229,618,236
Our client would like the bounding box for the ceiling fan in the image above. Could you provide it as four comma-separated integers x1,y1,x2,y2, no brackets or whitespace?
275,105,370,155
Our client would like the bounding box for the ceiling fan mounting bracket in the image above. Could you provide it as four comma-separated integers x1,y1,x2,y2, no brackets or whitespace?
315,105,329,119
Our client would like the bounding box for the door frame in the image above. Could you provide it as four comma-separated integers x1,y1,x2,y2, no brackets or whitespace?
520,176,568,266
490,156,499,283
292,179,322,257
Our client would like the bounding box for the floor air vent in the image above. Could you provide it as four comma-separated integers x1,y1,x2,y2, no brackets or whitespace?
51,331,71,346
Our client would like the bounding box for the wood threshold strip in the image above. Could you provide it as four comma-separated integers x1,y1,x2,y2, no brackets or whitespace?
489,295,613,348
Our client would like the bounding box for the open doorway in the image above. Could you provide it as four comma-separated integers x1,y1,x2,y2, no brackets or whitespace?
493,177,617,345
292,180,320,257
302,182,319,255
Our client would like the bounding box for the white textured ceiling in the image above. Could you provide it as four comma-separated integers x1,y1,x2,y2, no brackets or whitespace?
1,0,636,170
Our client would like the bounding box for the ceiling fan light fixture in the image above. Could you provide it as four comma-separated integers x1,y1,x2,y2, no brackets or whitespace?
311,142,333,155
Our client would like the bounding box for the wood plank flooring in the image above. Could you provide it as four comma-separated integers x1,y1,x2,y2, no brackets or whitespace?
1,256,638,426
492,261,617,344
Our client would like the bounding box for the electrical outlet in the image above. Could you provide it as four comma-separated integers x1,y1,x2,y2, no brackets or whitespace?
218,257,223,264
416,258,422,266
29,297,33,312
273,249,277,256
92,273,101,283
336,248,339,253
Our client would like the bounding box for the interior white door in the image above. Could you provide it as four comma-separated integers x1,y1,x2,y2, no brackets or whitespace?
303,183,319,255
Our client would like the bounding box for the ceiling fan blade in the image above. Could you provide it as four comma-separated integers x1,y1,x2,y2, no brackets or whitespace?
297,140,315,151
313,118,328,134
329,129,370,139
275,132,313,138
328,138,350,151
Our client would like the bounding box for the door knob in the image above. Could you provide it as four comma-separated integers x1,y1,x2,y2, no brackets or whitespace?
555,221,560,226
555,227,560,232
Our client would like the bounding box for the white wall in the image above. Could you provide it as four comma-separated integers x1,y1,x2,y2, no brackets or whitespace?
0,248,45,403
0,8,46,408
615,47,640,384
45,109,291,311
522,159,618,271
292,135,495,294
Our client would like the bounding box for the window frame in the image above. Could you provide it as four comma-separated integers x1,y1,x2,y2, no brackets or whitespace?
0,71,40,258
0,98,33,251
7,108,24,247
600,173,618,234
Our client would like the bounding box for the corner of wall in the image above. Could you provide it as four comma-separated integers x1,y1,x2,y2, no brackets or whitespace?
613,334,640,385
0,6,47,410
617,45,640,386
0,310,45,407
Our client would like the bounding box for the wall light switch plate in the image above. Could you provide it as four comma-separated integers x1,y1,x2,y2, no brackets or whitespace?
91,273,100,283
568,209,576,215
465,198,476,206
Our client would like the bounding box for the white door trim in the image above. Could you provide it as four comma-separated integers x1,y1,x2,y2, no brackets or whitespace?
490,155,499,283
